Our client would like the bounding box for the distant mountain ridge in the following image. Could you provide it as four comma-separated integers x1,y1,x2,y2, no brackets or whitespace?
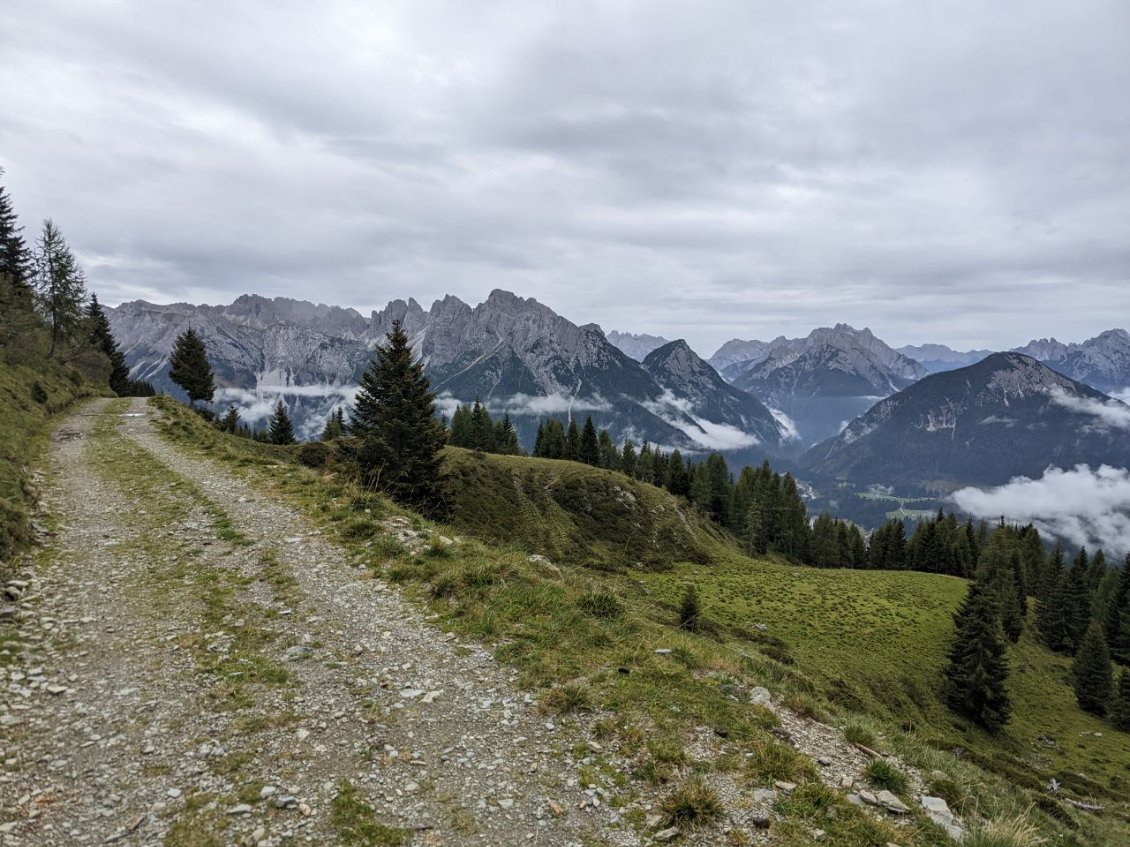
896,344,993,373
605,330,671,361
108,291,787,457
1012,328,1130,393
801,352,1130,492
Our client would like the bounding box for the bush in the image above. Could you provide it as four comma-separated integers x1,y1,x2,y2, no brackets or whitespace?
659,777,723,827
30,381,47,404
298,441,330,468
577,591,624,620
864,759,908,794
678,584,700,631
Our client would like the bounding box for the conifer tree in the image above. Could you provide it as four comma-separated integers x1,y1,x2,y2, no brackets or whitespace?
493,412,520,455
637,442,654,483
449,404,472,447
267,400,296,445
565,419,581,460
943,579,1012,731
87,294,131,394
354,320,446,510
1104,554,1130,666
0,175,34,303
1065,549,1093,648
34,218,87,356
1111,669,1130,732
667,450,689,496
579,416,599,466
1073,620,1113,715
540,419,566,459
597,428,618,469
320,407,345,441
1038,569,1074,653
220,405,240,433
168,327,215,406
678,584,700,631
621,439,637,478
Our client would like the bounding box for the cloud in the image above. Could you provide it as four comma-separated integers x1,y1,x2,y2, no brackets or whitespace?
436,391,614,417
1,1,1128,354
769,408,802,442
644,389,761,451
1050,387,1130,430
952,464,1130,556
214,383,358,439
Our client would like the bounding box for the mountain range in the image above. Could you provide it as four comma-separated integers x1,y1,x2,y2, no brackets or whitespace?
800,353,1130,492
108,291,789,457
604,331,670,362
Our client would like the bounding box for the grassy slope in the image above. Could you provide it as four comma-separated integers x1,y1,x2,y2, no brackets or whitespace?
642,561,1130,802
443,447,732,571
0,359,107,566
150,396,1129,846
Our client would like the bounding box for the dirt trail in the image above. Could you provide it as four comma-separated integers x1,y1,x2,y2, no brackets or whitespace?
0,398,639,846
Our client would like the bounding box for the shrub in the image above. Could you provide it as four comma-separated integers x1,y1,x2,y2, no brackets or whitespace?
577,591,624,620
30,381,47,404
678,584,700,631
297,441,330,468
539,681,593,715
659,777,723,827
864,759,908,794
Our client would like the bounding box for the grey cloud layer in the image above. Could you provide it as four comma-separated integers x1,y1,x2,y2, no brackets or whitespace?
2,1,1128,352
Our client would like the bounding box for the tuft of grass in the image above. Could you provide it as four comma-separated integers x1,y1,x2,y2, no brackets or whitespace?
863,759,908,794
659,777,723,828
330,780,409,846
747,737,816,784
964,810,1047,847
540,681,593,715
577,590,624,620
842,718,877,749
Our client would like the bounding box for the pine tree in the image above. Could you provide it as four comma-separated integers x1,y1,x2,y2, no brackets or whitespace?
1065,549,1093,648
354,320,446,510
579,416,600,466
621,439,637,478
320,407,345,441
1111,669,1130,732
597,428,618,469
0,175,34,304
34,218,87,356
87,294,131,394
1038,569,1074,653
540,419,566,459
1073,620,1113,715
167,327,215,406
678,584,700,631
266,400,296,445
220,405,240,433
565,419,581,461
493,412,520,455
1104,554,1130,666
449,404,473,447
943,580,1012,731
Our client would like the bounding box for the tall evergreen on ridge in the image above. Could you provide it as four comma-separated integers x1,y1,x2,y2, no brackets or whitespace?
167,327,215,406
320,407,345,441
1064,548,1093,649
1105,554,1130,666
1073,620,1113,716
354,320,446,510
267,400,297,445
0,175,34,301
565,419,581,460
87,294,131,395
493,412,521,455
943,579,1012,731
34,218,87,357
579,416,600,466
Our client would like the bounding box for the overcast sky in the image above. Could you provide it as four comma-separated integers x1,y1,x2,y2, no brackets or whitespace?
3,0,1128,355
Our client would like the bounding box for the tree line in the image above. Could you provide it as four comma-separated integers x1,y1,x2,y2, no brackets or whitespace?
0,171,154,396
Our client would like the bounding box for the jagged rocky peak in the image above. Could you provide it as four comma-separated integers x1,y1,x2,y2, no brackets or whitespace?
979,352,1080,400
606,330,671,361
708,337,783,372
1012,328,1130,392
643,339,713,381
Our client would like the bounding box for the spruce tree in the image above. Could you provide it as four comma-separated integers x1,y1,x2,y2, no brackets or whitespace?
167,327,215,406
34,218,87,356
0,176,34,303
1038,569,1074,653
1104,554,1130,666
532,422,546,457
267,400,297,445
678,584,700,631
87,294,131,394
449,405,472,447
621,439,637,478
320,407,344,441
597,428,618,469
493,412,520,455
220,405,240,433
1111,669,1130,732
1073,620,1113,715
469,400,494,451
565,419,581,460
354,320,446,510
1065,549,1093,648
579,416,599,466
943,579,1012,731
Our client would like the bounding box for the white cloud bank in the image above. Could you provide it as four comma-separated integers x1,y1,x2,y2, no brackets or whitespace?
1050,387,1130,430
214,383,359,439
952,464,1130,556
644,390,761,451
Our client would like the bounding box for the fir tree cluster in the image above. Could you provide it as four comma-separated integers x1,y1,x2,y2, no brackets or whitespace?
448,401,521,455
